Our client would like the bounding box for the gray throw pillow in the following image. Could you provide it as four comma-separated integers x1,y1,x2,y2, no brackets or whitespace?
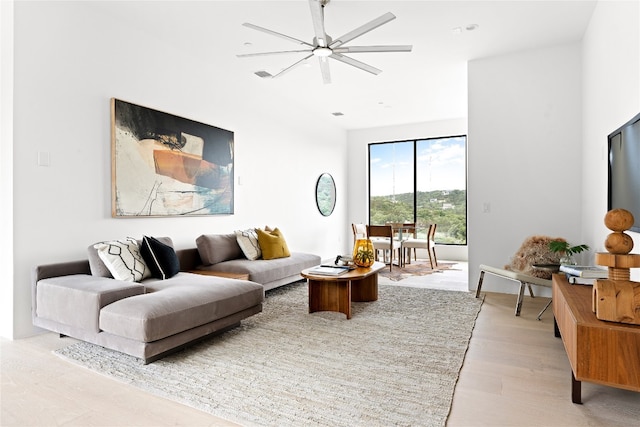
88,244,113,278
196,233,244,265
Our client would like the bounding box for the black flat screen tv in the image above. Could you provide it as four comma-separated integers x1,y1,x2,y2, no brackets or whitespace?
608,112,640,233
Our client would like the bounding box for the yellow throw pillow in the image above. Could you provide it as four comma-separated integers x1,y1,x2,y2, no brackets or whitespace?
256,227,291,260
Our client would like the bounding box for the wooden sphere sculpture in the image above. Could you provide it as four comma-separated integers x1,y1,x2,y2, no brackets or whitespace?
604,208,635,232
596,208,638,281
605,232,634,254
594,208,640,325
604,209,635,254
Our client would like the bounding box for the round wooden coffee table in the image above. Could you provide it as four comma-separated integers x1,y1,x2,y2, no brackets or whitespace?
301,262,386,319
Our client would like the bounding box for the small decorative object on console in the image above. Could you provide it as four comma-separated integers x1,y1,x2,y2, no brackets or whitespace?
549,240,590,266
559,265,608,279
593,208,640,325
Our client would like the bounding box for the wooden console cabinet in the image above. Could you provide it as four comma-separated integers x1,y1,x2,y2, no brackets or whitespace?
552,274,640,403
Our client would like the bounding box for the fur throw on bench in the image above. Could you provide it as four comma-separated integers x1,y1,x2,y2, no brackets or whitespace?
505,235,565,279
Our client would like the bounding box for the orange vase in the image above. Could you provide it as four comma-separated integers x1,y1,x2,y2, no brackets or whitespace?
352,238,375,267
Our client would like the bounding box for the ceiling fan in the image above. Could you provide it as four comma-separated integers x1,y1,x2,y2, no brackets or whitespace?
237,0,412,84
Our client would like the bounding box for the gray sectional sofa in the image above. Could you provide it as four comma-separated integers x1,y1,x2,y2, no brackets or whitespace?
32,235,320,363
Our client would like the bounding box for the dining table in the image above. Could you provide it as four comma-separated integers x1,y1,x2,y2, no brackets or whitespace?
386,222,415,267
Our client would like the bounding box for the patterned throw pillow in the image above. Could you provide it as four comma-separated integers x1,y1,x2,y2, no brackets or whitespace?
235,229,262,260
256,227,291,260
93,237,149,282
140,236,180,279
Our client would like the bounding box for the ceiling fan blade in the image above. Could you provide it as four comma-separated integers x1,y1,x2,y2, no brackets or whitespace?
329,12,396,48
318,57,331,84
333,45,413,54
308,0,328,47
242,23,313,48
330,53,382,75
272,54,314,78
237,49,313,58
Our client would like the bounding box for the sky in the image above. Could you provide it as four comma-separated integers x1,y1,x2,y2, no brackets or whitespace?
369,136,466,197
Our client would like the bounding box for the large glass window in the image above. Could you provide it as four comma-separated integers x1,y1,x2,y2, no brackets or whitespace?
369,136,467,245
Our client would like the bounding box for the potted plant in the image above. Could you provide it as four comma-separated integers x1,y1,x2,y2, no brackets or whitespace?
549,241,590,265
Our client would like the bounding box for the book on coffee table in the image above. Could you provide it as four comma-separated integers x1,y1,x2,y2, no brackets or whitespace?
308,265,350,276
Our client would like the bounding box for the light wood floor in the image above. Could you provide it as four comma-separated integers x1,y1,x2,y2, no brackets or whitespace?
2,278,639,426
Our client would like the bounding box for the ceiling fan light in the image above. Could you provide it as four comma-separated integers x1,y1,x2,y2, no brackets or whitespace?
313,47,332,57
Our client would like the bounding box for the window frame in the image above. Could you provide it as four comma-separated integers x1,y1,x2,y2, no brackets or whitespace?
367,135,468,246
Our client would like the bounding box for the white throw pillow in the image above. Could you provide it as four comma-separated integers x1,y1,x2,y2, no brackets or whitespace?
235,229,262,260
93,237,150,282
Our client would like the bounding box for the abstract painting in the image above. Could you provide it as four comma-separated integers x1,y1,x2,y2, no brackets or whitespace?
111,99,234,217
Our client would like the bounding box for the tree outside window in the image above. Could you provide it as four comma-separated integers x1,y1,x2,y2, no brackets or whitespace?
369,136,467,245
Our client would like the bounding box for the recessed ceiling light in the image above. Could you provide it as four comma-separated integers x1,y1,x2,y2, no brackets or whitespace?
332,112,344,117
244,42,253,46
466,24,479,31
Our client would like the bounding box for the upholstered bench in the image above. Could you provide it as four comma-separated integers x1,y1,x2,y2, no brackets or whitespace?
475,264,552,319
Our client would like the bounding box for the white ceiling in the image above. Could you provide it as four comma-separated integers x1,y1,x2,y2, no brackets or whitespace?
105,1,597,130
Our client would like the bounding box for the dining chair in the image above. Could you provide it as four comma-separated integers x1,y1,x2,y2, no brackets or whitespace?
366,225,402,271
401,223,437,269
401,224,428,265
388,222,414,264
351,223,367,244
428,223,438,269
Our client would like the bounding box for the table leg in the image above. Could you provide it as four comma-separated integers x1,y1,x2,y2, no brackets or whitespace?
571,371,582,404
515,282,526,316
554,317,561,338
351,274,378,302
308,279,352,319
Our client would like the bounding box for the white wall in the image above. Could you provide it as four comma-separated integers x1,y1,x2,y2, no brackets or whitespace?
468,43,584,295
1,0,15,339
5,1,347,339
581,0,640,280
346,119,468,261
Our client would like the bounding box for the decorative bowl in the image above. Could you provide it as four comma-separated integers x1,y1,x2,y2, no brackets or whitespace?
532,263,561,274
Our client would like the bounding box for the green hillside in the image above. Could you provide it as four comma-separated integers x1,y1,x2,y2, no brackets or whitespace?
370,189,467,244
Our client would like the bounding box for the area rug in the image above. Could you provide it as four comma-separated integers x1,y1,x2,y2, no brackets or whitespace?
378,260,458,281
55,283,483,427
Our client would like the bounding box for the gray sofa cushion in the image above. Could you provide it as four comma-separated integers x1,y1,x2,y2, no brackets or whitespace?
197,252,320,285
196,233,244,265
36,275,145,333
99,273,264,342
